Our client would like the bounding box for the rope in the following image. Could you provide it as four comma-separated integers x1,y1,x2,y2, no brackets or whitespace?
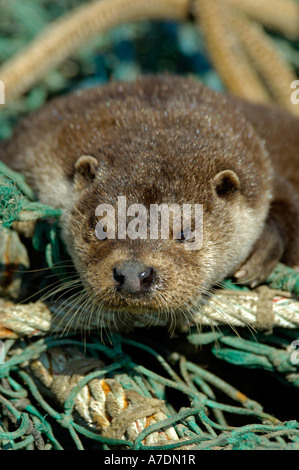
0,284,299,340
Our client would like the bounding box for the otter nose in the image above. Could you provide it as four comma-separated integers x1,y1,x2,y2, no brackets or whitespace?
113,262,155,293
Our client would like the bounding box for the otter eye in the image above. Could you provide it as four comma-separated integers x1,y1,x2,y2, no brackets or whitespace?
176,227,195,243
83,215,107,241
94,221,108,241
179,231,186,242
177,230,187,243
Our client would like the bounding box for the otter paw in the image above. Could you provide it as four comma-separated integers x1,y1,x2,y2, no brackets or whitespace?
234,221,284,288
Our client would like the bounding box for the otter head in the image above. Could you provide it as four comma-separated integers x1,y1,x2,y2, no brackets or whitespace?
59,94,273,331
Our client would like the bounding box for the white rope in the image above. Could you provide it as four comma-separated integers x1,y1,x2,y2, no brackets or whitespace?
195,291,299,328
0,287,298,339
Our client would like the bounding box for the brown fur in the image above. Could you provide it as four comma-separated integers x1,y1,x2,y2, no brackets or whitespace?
1,75,298,329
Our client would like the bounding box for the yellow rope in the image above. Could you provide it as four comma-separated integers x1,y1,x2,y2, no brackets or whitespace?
227,0,299,38
231,11,299,115
194,0,271,103
0,0,298,113
0,0,189,104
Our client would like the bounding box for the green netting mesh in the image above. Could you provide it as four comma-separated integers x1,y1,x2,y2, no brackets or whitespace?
0,333,299,450
0,179,23,229
0,162,62,227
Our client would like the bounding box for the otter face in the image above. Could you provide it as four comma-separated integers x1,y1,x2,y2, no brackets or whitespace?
60,147,272,331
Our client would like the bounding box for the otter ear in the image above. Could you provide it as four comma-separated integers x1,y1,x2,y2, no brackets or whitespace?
213,170,240,198
74,155,98,181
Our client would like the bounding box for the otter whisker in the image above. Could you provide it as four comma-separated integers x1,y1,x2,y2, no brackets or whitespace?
204,287,257,337
19,274,81,305
50,289,88,336
38,277,82,303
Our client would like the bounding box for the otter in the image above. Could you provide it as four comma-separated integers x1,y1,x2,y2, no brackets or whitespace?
0,75,299,329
